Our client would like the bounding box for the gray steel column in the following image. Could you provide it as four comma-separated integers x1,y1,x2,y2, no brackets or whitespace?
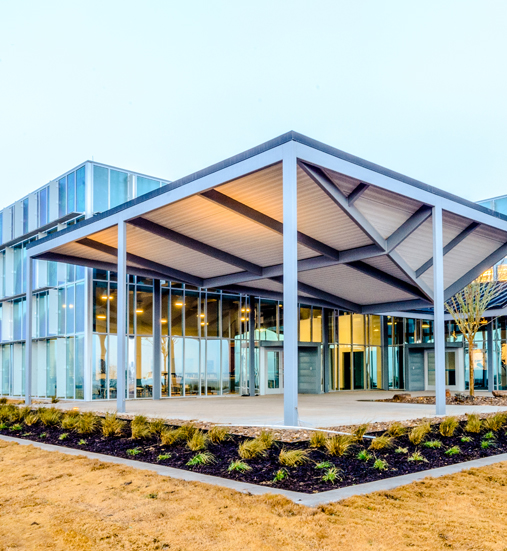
283,146,298,426
322,309,330,393
249,296,256,396
487,320,494,393
24,256,33,405
433,205,446,416
116,221,127,413
153,279,161,400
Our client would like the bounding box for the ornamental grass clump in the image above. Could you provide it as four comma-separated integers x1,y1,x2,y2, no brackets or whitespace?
445,445,461,456
408,451,427,462
465,413,482,433
39,408,62,427
149,418,167,436
228,460,251,473
483,412,507,432
76,412,98,435
177,423,197,442
322,467,341,483
373,458,388,471
353,423,370,441
10,406,31,423
102,413,125,437
369,434,394,451
187,430,208,451
309,431,327,448
439,416,459,437
160,428,181,446
238,438,267,460
258,430,275,449
131,416,151,440
325,435,354,456
61,412,81,430
278,448,310,467
208,426,229,444
186,451,215,467
424,440,442,449
357,449,372,461
0,405,14,423
409,421,432,445
387,422,406,438
24,413,39,426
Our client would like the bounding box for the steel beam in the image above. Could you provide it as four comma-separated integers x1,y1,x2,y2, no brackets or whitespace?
361,298,432,314
347,183,369,206
416,222,480,278
128,217,263,276
201,189,341,260
117,221,127,414
153,279,162,400
76,238,204,287
386,206,432,252
433,205,446,416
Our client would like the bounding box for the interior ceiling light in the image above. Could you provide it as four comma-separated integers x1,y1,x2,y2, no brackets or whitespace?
136,308,144,314
175,302,183,307
161,318,167,324
101,295,108,300
97,314,106,320
421,323,430,328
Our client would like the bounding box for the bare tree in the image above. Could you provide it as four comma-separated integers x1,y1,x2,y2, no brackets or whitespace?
445,281,499,396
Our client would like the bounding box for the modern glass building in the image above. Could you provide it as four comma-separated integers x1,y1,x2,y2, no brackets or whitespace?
3,135,507,419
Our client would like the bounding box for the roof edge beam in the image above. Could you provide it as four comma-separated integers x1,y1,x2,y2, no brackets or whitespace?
201,189,341,260
386,205,432,252
361,298,432,314
444,241,507,301
76,238,204,287
348,260,428,299
297,161,387,249
416,222,481,278
347,183,369,206
128,217,263,275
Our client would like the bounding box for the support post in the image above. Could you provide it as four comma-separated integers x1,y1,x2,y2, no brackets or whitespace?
487,320,494,393
116,221,127,413
283,146,298,426
249,296,256,396
153,279,161,400
322,308,330,393
24,256,33,405
433,205,446,416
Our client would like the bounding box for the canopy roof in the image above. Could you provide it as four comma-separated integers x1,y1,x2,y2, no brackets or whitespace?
27,132,507,314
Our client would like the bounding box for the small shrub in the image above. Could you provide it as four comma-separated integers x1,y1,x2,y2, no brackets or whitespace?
39,408,62,427
187,430,208,451
160,428,181,446
309,431,327,448
102,413,125,438
373,458,388,471
273,469,287,482
279,449,309,467
408,451,427,462
439,416,459,437
322,467,341,483
24,413,39,426
484,431,495,440
387,422,406,438
126,447,142,456
0,405,13,423
325,435,354,456
131,420,151,440
228,460,251,473
208,426,229,444
59,433,69,440
238,439,267,460
315,461,334,469
461,436,472,443
465,413,482,433
357,449,372,461
149,418,167,436
424,440,442,449
369,434,394,451
186,451,215,466
76,412,98,435
395,447,408,454
445,446,460,456
483,413,507,432
481,439,496,449
78,439,86,445
131,415,148,427
353,423,370,441
157,454,171,461
409,422,432,445
10,424,22,431
258,430,275,449
61,413,81,430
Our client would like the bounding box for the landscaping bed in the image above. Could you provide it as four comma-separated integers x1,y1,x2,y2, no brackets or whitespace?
2,403,507,494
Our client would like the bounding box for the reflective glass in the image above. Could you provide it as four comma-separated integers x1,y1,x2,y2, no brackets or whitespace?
39,187,48,226
206,339,220,394
2,345,10,395
93,165,108,213
108,335,117,399
75,282,85,333
185,292,199,337
109,283,117,333
494,197,507,215
58,288,66,335
222,296,240,338
66,337,74,399
206,294,219,337
22,198,28,234
221,340,231,393
134,337,153,398
66,285,75,334
161,336,170,396
58,178,66,217
184,338,199,395
338,313,351,343
46,339,56,398
76,166,86,212
75,335,84,399
135,288,153,335
93,281,108,333
67,171,76,213
92,334,107,399
170,336,183,395
110,170,128,208
312,308,322,343
137,176,159,197
299,307,311,342
370,316,381,346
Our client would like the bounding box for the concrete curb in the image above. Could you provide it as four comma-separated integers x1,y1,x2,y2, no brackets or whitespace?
2,434,507,507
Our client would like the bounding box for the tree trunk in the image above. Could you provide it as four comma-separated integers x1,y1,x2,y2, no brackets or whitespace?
468,339,475,397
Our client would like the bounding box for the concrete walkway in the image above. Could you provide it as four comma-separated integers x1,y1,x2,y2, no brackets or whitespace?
46,391,507,427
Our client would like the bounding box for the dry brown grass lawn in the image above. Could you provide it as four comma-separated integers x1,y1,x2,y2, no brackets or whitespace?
1,441,507,551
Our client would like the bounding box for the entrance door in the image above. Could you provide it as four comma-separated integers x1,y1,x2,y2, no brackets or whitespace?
425,349,463,391
261,348,284,394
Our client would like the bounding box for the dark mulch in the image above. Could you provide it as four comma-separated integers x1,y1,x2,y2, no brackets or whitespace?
2,414,507,494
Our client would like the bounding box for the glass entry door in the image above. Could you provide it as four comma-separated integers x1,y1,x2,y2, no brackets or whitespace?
425,349,460,390
261,348,284,394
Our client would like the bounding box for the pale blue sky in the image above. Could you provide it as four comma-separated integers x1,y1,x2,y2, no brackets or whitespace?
0,1,506,208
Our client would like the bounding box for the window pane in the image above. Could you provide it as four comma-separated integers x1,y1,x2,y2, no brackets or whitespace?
58,288,66,335
170,336,183,395
352,314,365,344
206,294,219,337
110,170,129,208
75,282,85,333
222,296,240,339
93,166,108,213
67,171,76,213
136,288,153,335
170,290,183,336
76,166,86,212
339,313,351,343
92,334,107,399
184,292,199,337
206,339,220,395
137,176,159,197
136,336,153,398
184,338,199,395
75,335,84,399
299,307,311,342
93,281,108,332
66,285,75,334
109,283,117,333
58,178,66,217
312,308,322,343
66,337,74,399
